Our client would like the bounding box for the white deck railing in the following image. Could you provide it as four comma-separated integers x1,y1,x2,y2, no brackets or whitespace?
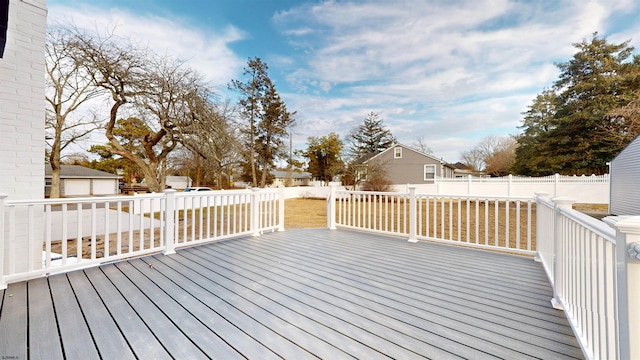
0,188,284,287
327,186,640,359
329,187,535,255
534,193,640,360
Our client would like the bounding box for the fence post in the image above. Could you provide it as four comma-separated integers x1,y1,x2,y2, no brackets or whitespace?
533,192,550,263
278,185,285,232
551,196,575,310
327,184,337,230
604,216,640,360
163,189,176,255
251,188,261,236
0,194,7,289
408,187,418,242
508,174,513,196
467,175,472,195
554,173,560,197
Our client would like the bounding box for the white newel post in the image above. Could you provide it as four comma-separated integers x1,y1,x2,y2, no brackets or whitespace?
605,216,640,360
251,188,261,236
533,192,550,263
408,187,417,242
551,196,576,310
327,184,337,230
0,194,6,289
278,186,285,232
163,189,176,255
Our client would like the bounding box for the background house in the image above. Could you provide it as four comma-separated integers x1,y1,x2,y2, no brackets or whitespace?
166,176,192,189
609,134,640,215
365,144,455,184
45,165,121,197
271,170,312,187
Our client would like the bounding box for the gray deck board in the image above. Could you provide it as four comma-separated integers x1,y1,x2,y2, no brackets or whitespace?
28,278,64,360
0,228,584,359
0,281,27,359
179,247,433,360
156,253,362,359
127,258,284,360
221,230,583,359
66,271,136,359
98,264,208,358
48,274,101,360
114,260,244,359
82,267,172,359
146,254,318,359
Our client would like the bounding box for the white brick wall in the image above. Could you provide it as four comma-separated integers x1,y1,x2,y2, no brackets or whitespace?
0,0,47,201
1,0,47,280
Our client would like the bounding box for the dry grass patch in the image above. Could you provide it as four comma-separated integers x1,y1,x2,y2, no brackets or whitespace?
285,198,327,228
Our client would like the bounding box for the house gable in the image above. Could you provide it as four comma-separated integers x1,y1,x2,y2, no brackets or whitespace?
366,144,454,184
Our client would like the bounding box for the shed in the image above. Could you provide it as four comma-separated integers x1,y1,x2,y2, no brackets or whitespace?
45,165,121,197
609,135,640,215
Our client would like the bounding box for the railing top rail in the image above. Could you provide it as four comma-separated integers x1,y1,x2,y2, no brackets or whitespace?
535,196,555,208
5,194,158,206
557,206,616,243
336,189,535,202
335,190,403,196
415,193,534,202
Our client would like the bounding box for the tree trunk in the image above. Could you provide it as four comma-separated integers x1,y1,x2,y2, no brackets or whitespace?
49,132,62,198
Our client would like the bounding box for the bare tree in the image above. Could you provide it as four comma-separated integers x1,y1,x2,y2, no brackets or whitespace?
71,29,211,192
461,135,517,176
410,136,433,154
179,99,242,189
45,26,103,198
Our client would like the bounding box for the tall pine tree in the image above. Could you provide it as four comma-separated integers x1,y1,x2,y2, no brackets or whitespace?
514,33,640,175
347,112,396,160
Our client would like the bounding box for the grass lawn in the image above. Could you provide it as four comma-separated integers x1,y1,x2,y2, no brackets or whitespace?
285,198,327,229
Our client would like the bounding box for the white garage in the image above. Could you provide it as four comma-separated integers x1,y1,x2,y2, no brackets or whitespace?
46,165,121,197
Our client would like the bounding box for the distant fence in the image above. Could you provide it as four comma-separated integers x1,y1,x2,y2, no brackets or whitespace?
273,174,609,204
392,174,609,203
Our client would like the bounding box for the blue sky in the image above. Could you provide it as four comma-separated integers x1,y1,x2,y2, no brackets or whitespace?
47,0,640,162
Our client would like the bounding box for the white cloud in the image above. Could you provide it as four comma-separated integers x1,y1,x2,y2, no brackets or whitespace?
47,4,246,89
274,0,638,161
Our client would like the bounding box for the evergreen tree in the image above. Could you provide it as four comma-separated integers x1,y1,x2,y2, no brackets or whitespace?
347,112,396,159
230,57,295,187
514,33,640,175
513,90,560,175
302,133,344,182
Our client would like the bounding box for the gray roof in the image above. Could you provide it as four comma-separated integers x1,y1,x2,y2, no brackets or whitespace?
270,170,312,179
45,165,121,179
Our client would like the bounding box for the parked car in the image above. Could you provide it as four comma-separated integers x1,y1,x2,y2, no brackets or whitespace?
183,187,213,192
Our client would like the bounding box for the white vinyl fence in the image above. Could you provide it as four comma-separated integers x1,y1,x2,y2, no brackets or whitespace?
0,188,283,287
394,174,609,203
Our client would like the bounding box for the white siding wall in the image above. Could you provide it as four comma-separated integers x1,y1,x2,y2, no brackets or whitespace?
610,136,640,215
1,0,47,275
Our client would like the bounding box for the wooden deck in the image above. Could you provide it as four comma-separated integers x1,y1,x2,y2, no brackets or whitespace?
0,228,583,359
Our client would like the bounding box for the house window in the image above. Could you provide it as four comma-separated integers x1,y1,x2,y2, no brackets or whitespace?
424,164,436,180
394,147,402,159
